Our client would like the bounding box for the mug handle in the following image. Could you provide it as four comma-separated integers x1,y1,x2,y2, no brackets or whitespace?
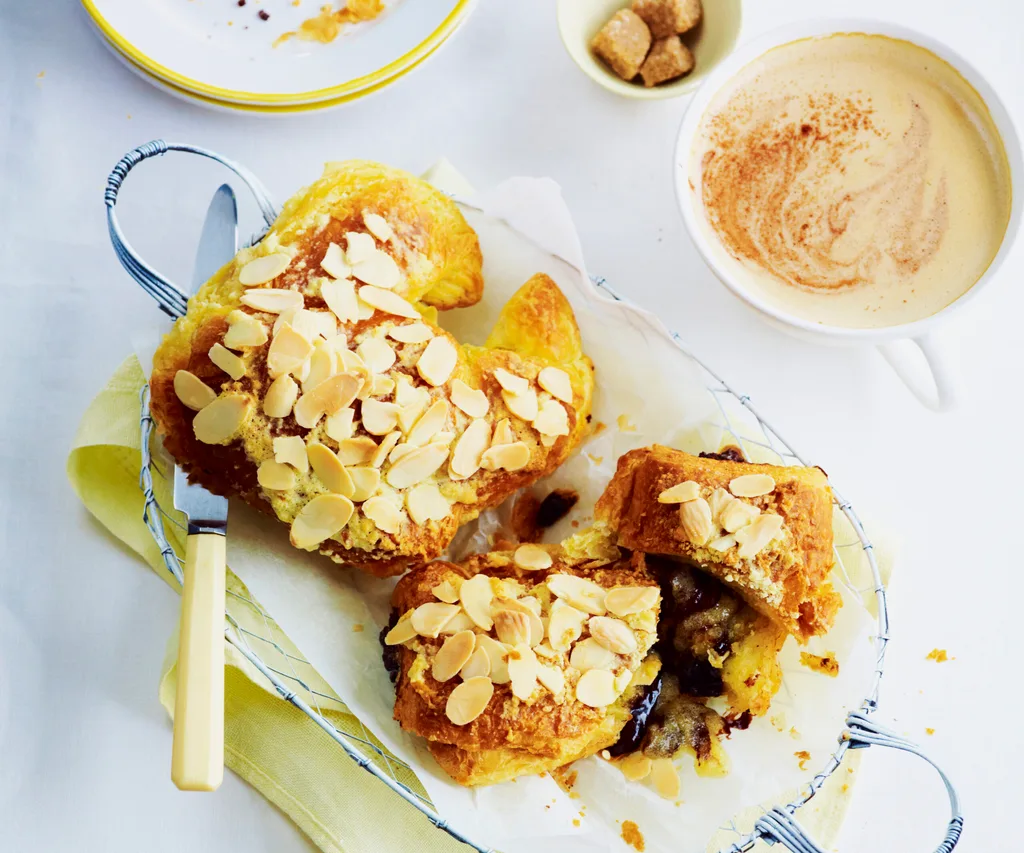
876,334,957,412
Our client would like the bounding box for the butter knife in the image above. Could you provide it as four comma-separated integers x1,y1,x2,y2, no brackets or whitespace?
170,184,237,792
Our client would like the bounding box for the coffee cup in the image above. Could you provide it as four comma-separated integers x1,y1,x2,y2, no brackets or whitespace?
674,19,1021,411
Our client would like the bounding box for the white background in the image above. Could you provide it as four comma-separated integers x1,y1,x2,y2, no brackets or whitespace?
0,0,1020,850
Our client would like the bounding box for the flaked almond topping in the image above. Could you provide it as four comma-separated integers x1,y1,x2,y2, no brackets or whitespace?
320,242,351,280
507,644,540,700
720,499,761,533
240,288,303,314
575,668,618,708
344,232,376,265
298,373,362,427
459,573,494,631
356,337,396,374
475,635,510,684
548,600,586,652
730,473,776,498
348,467,381,503
534,642,558,659
383,613,416,645
312,311,337,341
273,435,308,473
307,443,355,497
335,436,378,466
449,379,489,418
370,430,401,468
363,212,394,242
604,586,659,618
407,399,449,446
569,638,620,673
302,344,337,392
450,418,491,479
410,602,460,638
431,579,461,604
493,607,532,647
371,375,395,397
540,433,557,448
678,497,714,546
735,513,785,559
517,596,542,618
491,418,516,446
257,460,297,490
537,663,565,697
708,534,737,552
459,645,491,680
445,676,493,726
351,248,401,290
589,616,638,655
205,344,245,382
267,323,313,378
499,598,543,646
513,543,553,571
358,285,419,319
440,610,475,634
275,307,321,341
416,336,457,387
615,668,633,695
321,277,359,325
658,481,701,504
532,399,569,437
432,431,456,445
289,494,354,550
385,442,449,489
432,630,476,683
537,367,573,404
389,441,417,465
325,407,356,441
502,387,538,421
708,487,733,524
239,253,290,286
193,394,249,444
397,400,427,435
174,370,217,411
406,482,451,525
650,758,681,800
357,299,375,321
295,356,312,385
493,368,528,395
361,399,401,435
223,310,268,349
362,495,403,534
547,574,607,615
480,441,531,472
618,752,653,782
388,322,433,344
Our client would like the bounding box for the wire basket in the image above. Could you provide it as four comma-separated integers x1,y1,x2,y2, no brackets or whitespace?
110,140,962,853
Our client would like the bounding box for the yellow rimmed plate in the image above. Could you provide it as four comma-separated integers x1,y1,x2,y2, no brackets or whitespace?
82,0,476,106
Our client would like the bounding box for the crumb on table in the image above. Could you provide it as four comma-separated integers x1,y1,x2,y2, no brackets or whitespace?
631,0,702,39
352,623,364,632
799,650,840,677
794,750,811,770
926,727,936,736
640,36,694,87
591,10,652,81
621,819,646,852
926,648,952,662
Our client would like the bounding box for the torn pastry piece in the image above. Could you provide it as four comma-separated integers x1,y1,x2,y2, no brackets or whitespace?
596,445,840,641
151,168,594,577
385,543,661,786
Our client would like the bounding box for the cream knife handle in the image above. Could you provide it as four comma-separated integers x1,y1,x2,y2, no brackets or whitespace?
172,533,226,791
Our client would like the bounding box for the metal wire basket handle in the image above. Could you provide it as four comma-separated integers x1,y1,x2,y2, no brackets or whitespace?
105,140,280,318
110,141,963,853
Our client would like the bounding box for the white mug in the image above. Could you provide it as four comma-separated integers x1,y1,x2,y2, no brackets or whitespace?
674,19,1022,412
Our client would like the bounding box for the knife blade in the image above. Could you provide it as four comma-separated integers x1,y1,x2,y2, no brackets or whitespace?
170,184,237,792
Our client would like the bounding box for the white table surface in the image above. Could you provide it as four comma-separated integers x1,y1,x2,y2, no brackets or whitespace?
1,0,1020,849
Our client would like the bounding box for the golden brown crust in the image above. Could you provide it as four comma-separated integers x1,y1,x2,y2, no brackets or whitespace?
596,445,840,640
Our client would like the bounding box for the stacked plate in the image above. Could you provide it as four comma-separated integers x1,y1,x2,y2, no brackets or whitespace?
82,0,477,114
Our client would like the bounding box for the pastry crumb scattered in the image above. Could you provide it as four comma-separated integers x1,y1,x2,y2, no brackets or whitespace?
926,648,952,662
617,414,637,432
587,453,604,465
789,726,801,739
572,818,581,827
352,623,364,632
794,750,811,770
769,713,787,731
925,727,935,736
799,651,840,677
621,819,646,851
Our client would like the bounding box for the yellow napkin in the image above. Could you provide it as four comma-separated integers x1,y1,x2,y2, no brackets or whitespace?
68,355,867,853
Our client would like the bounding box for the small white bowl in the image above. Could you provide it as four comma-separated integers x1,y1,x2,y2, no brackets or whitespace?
557,0,742,99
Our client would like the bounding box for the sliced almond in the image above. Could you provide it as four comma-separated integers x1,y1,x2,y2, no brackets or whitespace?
363,212,394,242
537,367,573,404
397,400,428,435
439,610,475,634
533,399,569,437
312,311,337,341
278,308,320,342
450,419,491,478
192,394,249,444
588,616,638,655
410,602,460,638
540,433,558,448
604,586,659,618
395,373,429,406
720,498,761,533
708,487,733,524
517,596,542,618
432,631,476,683
356,337,396,374
358,285,418,319
321,277,359,325
352,248,401,290
406,483,451,525
335,436,378,466
223,310,268,349
658,481,701,504
362,495,404,534
239,253,290,286
459,645,491,680
536,663,565,697
493,368,528,395
708,534,737,552
385,442,449,489
388,323,433,344
735,513,785,559
547,600,586,652
174,370,217,411
345,232,376,264
371,375,395,397
432,431,456,446
569,638,620,673
307,443,355,496
290,494,353,550
390,444,418,465
383,613,416,646
503,387,538,421
257,459,296,490
407,399,449,446
729,474,776,498
476,635,510,684
320,243,351,280
618,752,653,782
273,435,308,473
361,399,401,435
208,344,246,381
240,288,303,314
416,336,458,387
491,418,516,446
575,668,618,707
267,323,313,378
302,343,337,393
507,644,539,700
480,441,531,472
348,467,381,502
547,574,607,615
449,379,489,418
325,407,356,441
445,676,493,726
650,758,681,800
678,497,714,546
513,544,553,571
459,574,494,631
370,430,401,468
357,299,375,321
295,373,362,428
494,601,542,647
431,579,461,604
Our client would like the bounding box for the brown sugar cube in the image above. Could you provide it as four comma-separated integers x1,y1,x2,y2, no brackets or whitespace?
639,36,695,87
591,9,652,81
631,0,702,39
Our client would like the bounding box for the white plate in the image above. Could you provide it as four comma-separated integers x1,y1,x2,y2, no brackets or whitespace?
82,0,475,105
